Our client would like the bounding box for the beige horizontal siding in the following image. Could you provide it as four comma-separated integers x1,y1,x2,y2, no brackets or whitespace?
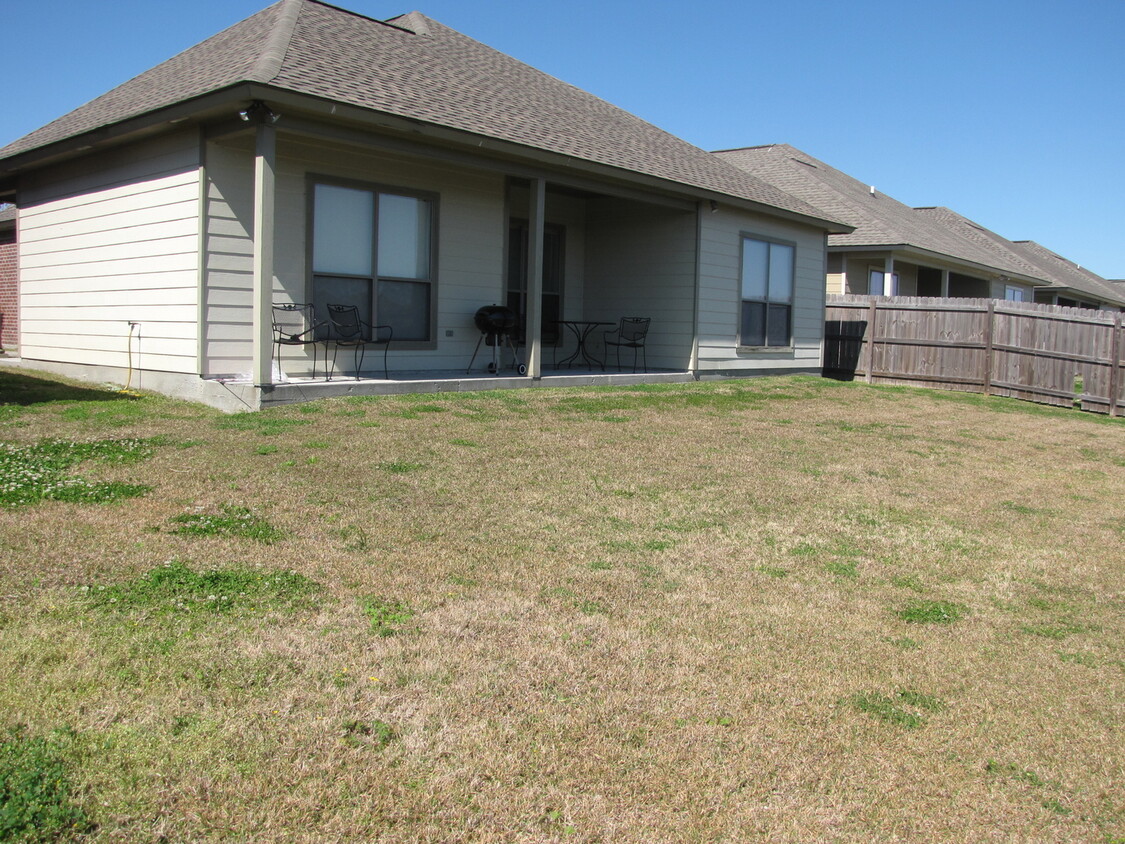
696,207,826,372
17,130,201,374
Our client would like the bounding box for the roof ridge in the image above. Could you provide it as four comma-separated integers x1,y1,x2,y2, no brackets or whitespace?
249,0,305,83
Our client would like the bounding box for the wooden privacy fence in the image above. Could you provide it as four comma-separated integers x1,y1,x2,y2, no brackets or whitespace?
824,295,1124,416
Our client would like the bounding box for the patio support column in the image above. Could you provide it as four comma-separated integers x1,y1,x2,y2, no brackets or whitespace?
883,256,896,296
252,122,277,387
525,177,545,378
940,269,950,298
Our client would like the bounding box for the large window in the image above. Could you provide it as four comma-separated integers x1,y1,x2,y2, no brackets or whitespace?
311,181,435,343
740,236,794,347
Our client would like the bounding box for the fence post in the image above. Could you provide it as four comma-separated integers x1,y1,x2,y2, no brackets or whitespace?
865,299,877,384
982,301,995,396
1110,313,1122,418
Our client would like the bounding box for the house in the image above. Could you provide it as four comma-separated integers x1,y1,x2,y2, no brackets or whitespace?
715,144,1054,302
0,0,849,411
0,204,15,352
912,207,1124,310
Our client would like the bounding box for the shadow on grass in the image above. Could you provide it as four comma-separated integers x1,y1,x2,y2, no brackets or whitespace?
0,371,141,406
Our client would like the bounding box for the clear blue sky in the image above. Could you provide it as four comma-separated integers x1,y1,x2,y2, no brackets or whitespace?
4,0,1123,278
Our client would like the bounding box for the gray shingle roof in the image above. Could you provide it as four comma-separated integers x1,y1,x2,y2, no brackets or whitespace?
1008,240,1125,307
715,144,1047,281
0,0,844,228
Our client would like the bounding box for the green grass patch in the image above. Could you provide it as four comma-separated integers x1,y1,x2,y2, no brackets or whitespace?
1021,620,1088,640
0,437,155,507
84,560,320,617
362,596,415,636
842,689,945,729
755,565,789,578
897,600,968,624
167,506,283,543
341,719,395,750
824,560,858,579
377,461,425,474
214,414,313,435
0,725,90,841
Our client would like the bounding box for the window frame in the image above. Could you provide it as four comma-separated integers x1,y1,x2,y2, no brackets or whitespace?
738,232,796,350
306,174,439,351
868,268,900,296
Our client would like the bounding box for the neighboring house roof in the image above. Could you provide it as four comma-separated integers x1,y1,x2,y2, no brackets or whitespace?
715,143,1047,283
0,0,847,230
0,204,14,233
1007,240,1125,307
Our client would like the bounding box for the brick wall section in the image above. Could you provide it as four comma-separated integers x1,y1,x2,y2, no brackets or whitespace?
0,229,16,352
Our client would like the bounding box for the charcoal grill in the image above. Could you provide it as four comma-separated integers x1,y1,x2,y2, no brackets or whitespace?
467,305,526,375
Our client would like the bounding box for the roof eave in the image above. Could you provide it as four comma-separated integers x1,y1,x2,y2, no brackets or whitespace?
0,84,261,186
827,242,1051,287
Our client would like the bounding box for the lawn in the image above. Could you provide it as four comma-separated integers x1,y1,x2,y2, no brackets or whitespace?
0,370,1122,842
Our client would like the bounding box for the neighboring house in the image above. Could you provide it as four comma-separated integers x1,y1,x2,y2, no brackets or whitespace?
1011,242,1123,310
0,204,15,352
914,207,1124,311
0,0,849,410
716,144,1048,302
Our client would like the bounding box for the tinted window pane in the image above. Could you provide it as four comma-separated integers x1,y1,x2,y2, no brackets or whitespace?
378,279,430,341
377,194,430,279
768,243,794,302
741,301,766,346
741,238,769,300
313,185,373,276
767,304,791,346
314,275,372,338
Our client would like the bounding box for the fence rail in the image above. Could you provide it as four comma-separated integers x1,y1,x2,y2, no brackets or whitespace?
824,295,1124,416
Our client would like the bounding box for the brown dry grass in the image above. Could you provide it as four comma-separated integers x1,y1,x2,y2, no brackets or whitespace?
1,372,1123,842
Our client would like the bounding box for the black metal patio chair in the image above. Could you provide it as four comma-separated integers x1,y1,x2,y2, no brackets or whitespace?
603,317,651,373
272,303,326,380
325,304,392,380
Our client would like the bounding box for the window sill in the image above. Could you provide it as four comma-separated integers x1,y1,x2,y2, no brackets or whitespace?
737,345,794,355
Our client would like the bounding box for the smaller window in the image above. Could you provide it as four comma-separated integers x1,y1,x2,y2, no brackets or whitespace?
869,269,899,296
1004,285,1026,302
740,236,794,348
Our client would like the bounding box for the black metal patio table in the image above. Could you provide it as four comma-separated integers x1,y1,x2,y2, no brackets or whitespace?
556,320,613,370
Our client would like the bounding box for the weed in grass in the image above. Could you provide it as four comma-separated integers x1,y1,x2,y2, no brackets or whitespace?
447,574,478,587
643,539,675,551
0,437,155,507
341,719,395,749
890,574,926,593
1057,651,1097,667
843,689,945,728
578,600,606,615
985,760,1056,789
1042,798,1071,816
1021,621,1088,640
897,600,968,624
168,505,283,543
303,440,331,449
84,560,320,616
752,564,788,579
362,596,415,636
824,560,858,579
450,438,480,447
254,444,279,455
336,524,369,552
884,636,921,651
588,561,613,571
790,542,819,557
1000,501,1040,515
0,726,90,842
